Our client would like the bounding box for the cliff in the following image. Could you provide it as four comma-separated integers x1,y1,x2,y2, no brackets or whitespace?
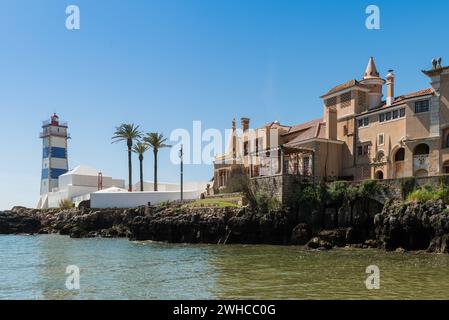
2,197,449,253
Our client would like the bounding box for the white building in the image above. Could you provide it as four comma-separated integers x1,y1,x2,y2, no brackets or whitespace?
37,165,125,209
91,181,209,209
132,181,208,192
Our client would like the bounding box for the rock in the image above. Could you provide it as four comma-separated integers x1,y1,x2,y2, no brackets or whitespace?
364,239,381,248
375,199,449,252
290,223,310,245
317,229,346,247
306,237,333,250
395,247,406,253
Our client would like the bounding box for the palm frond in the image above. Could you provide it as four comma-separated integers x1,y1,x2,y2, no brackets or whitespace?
143,132,172,151
112,123,142,143
132,142,149,155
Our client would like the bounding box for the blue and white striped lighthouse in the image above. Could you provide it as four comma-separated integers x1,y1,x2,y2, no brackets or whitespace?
40,113,69,195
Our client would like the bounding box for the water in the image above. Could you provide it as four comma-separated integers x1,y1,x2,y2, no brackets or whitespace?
1,234,449,299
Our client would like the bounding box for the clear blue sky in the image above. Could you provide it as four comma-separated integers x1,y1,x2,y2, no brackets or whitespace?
0,0,448,209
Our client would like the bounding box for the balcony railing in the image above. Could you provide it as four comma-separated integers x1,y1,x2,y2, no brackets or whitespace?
413,155,429,171
39,132,71,139
42,120,68,127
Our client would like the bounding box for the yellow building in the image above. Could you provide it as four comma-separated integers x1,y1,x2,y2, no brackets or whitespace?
213,57,449,191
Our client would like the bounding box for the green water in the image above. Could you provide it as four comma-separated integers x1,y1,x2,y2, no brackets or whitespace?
1,234,449,299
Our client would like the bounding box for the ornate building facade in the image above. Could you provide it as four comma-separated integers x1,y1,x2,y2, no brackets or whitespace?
213,57,449,191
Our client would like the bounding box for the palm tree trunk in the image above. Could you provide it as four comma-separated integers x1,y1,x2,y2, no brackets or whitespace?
128,140,133,192
154,150,158,191
140,156,144,192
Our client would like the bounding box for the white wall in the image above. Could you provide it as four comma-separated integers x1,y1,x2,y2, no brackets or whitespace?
90,190,203,209
133,181,208,192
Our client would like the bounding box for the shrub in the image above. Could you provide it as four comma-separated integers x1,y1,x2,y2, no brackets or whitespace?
157,200,170,209
254,191,281,212
327,181,348,205
400,177,416,200
59,199,74,210
406,184,449,204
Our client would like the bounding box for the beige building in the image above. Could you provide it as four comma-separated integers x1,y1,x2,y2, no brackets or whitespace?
213,57,449,191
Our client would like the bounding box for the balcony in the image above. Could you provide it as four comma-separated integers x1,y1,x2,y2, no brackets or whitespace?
413,155,429,171
42,120,68,128
39,132,71,139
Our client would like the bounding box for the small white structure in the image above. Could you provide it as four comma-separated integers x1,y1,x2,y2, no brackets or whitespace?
37,165,125,209
91,181,209,209
132,181,208,192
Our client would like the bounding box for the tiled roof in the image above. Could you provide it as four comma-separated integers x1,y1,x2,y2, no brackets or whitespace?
357,88,434,116
283,118,327,147
284,118,323,135
383,88,434,108
321,79,366,98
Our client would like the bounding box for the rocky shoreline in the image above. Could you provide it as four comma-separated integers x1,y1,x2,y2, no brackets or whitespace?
2,198,449,253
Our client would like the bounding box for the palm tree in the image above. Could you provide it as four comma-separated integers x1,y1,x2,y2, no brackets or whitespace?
112,124,142,192
143,132,171,191
132,142,149,192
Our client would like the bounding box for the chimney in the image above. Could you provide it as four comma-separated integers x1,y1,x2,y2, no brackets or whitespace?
386,70,395,106
325,107,337,140
241,117,250,132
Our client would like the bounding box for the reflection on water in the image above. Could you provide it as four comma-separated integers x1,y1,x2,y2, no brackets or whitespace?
1,235,449,299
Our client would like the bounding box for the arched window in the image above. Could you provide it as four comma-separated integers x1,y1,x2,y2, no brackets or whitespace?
414,143,430,156
375,170,384,180
394,148,405,162
446,134,449,148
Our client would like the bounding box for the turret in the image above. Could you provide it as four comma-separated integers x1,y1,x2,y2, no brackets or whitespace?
360,57,385,109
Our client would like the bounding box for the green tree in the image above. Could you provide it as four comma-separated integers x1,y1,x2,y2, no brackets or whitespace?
143,132,171,191
133,142,150,192
112,124,142,191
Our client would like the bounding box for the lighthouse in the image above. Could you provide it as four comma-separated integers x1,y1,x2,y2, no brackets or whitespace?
39,113,70,195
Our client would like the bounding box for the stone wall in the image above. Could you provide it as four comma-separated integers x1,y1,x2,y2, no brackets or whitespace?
249,174,309,204
250,173,449,204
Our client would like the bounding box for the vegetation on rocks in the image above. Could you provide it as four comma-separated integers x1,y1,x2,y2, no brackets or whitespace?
58,199,74,209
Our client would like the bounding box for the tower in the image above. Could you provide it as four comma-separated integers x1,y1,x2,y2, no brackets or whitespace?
39,113,69,195
360,57,385,109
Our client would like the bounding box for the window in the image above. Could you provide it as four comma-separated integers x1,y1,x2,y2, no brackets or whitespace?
357,146,363,156
243,141,249,156
378,133,384,146
379,108,405,123
325,97,337,107
303,157,310,175
358,117,369,128
357,145,370,157
255,138,259,153
415,100,429,113
363,145,369,155
340,92,352,108
343,125,348,136
393,110,399,119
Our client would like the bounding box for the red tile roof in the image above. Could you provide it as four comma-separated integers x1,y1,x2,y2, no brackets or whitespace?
321,79,367,98
282,118,327,146
284,118,323,135
383,88,434,108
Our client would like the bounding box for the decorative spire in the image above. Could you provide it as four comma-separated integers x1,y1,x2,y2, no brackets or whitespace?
363,57,380,79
